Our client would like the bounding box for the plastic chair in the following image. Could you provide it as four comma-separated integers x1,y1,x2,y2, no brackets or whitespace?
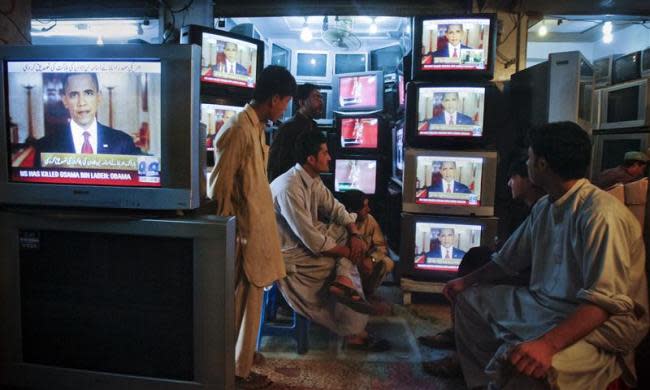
256,284,310,354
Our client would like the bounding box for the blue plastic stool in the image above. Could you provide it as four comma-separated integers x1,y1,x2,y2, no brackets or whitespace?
257,284,310,354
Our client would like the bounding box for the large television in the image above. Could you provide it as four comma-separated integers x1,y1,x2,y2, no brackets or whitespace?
591,131,650,180
402,148,497,216
612,51,642,85
405,82,492,148
0,209,236,390
334,52,367,74
333,156,382,195
399,212,498,282
0,44,202,210
596,78,650,130
332,70,383,113
180,25,263,99
412,14,497,80
333,112,384,153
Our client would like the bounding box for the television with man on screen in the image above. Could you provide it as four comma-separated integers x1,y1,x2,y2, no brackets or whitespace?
416,86,485,137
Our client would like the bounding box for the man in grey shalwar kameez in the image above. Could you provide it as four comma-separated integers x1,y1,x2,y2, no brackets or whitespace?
271,131,390,351
444,122,649,389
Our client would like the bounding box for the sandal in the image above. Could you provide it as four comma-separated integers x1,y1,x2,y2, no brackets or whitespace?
422,354,462,377
418,327,456,349
235,371,272,389
329,281,375,314
347,334,391,352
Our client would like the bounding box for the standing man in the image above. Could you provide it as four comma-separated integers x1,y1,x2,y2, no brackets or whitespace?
267,83,323,182
443,122,648,389
592,150,648,189
207,65,296,389
428,92,474,126
427,161,472,194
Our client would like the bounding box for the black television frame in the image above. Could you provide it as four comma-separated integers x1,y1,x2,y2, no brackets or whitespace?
0,44,202,211
332,70,384,113
0,209,236,390
405,81,495,149
332,111,386,155
180,24,264,102
399,212,498,282
412,14,497,81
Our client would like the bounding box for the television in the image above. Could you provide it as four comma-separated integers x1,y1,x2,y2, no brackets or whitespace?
597,78,650,130
333,156,382,195
402,148,497,217
0,209,236,390
293,50,330,82
593,54,621,88
642,47,650,78
369,44,404,73
334,52,367,74
412,14,497,80
405,82,491,148
399,213,498,282
398,72,405,109
180,25,263,99
271,42,290,68
591,131,650,179
201,102,245,166
612,51,642,85
334,113,383,153
0,44,202,210
392,120,405,183
332,70,383,112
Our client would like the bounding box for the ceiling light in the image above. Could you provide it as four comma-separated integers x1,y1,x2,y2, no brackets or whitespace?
538,23,548,37
300,18,312,42
602,32,613,44
369,17,378,34
602,21,613,34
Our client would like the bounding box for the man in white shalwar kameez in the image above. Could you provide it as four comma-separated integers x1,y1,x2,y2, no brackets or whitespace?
444,122,649,389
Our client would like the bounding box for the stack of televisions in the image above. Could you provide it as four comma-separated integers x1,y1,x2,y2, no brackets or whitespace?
179,25,266,169
396,15,500,285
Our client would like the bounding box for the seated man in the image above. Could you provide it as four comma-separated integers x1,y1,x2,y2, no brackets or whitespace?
339,189,394,296
592,150,648,189
271,131,390,352
425,228,466,260
441,122,649,389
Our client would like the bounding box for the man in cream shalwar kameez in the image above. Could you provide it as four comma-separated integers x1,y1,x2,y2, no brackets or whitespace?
444,122,649,389
208,66,296,387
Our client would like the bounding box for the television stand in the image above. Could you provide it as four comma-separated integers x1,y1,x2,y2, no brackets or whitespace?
400,277,445,305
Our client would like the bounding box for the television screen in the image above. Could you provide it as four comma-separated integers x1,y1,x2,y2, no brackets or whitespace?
333,71,383,112
416,86,485,137
370,44,403,73
8,61,161,187
606,86,640,122
413,221,482,272
271,43,290,68
642,47,650,76
335,53,367,74
413,155,483,206
398,73,405,108
417,16,494,73
296,52,328,78
392,123,404,181
334,158,377,194
200,32,258,88
201,103,245,151
593,57,610,81
612,51,641,84
339,117,378,149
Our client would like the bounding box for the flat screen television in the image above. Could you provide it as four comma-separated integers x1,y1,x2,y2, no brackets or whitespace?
333,156,381,195
590,131,650,179
642,47,650,78
0,210,236,390
293,50,330,82
597,78,650,130
402,148,497,216
412,14,497,80
612,51,642,85
334,52,367,74
332,70,383,112
0,44,202,210
180,25,263,99
369,44,404,73
399,212,498,282
405,82,491,148
333,113,383,153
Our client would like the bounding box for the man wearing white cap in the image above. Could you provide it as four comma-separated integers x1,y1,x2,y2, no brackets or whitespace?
593,151,648,189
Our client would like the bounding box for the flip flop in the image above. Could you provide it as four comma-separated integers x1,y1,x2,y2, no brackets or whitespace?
329,281,375,314
418,327,456,349
347,334,391,352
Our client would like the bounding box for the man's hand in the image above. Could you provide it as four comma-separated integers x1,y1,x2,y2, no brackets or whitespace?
442,277,469,303
348,235,367,264
508,338,557,379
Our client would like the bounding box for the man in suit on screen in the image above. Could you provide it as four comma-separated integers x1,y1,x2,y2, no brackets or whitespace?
34,72,141,165
426,228,466,260
427,161,472,194
432,24,472,58
428,92,474,126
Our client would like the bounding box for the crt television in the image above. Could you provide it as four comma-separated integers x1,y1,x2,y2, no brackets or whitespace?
593,54,621,88
0,209,236,390
402,148,497,217
333,112,384,153
369,44,404,73
293,50,330,82
405,82,493,148
412,14,497,81
596,78,650,130
0,44,202,210
612,51,642,85
180,25,263,98
591,131,650,180
333,156,382,195
399,212,498,282
332,70,383,112
334,52,367,74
